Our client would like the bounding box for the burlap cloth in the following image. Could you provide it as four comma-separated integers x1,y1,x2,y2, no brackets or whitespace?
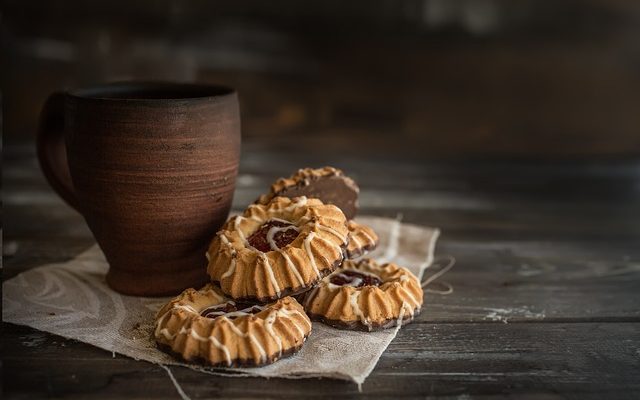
3,216,439,385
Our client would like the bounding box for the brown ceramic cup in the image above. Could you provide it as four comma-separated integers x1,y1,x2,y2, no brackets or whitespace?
37,82,241,296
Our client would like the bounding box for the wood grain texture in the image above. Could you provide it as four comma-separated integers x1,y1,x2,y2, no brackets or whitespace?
3,144,640,398
4,323,639,399
5,1,640,158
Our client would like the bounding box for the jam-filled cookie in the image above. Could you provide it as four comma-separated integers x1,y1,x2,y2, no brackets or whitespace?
346,220,379,259
154,284,312,367
256,167,360,219
302,258,423,331
207,196,349,303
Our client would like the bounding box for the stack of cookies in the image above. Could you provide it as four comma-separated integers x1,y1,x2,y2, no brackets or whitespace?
154,167,424,367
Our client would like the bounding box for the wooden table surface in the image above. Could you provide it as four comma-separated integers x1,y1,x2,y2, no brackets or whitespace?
3,143,640,399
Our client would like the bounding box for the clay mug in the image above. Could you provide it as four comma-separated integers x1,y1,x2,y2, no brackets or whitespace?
37,82,241,296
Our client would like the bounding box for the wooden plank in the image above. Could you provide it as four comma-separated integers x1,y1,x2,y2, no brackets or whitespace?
6,148,640,217
5,234,640,322
6,148,640,245
4,145,640,398
7,144,640,185
5,151,640,321
7,198,639,242
420,242,640,322
3,322,639,399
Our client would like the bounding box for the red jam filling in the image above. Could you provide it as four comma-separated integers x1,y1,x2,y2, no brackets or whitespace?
330,269,382,288
200,302,263,319
247,220,299,252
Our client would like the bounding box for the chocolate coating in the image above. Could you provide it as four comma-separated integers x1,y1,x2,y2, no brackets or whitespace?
158,339,308,368
307,307,421,332
330,269,382,288
200,302,263,319
247,220,299,252
277,175,359,220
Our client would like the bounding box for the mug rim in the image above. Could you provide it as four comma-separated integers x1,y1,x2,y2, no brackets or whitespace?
67,81,236,102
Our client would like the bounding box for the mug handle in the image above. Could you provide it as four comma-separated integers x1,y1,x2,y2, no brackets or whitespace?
36,92,81,211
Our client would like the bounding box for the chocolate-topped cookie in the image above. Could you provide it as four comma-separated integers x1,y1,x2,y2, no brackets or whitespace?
207,196,349,303
302,258,423,331
154,284,311,367
346,220,379,259
256,167,359,219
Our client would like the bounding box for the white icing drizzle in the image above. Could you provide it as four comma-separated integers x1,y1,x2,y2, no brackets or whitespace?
266,225,300,251
220,317,246,336
277,307,312,334
279,250,305,287
199,301,235,317
173,304,199,314
311,263,421,328
261,253,281,296
154,311,170,338
314,223,347,243
156,326,231,366
184,328,232,366
283,196,308,212
349,290,371,329
221,259,236,280
201,301,267,318
347,276,364,287
221,306,265,319
158,313,242,364
215,316,267,363
268,217,292,224
207,335,232,366
153,290,227,337
219,234,231,246
313,233,344,259
155,319,232,366
404,300,415,317
264,311,283,356
219,234,237,280
280,314,305,338
358,229,376,245
330,269,382,288
398,285,420,309
234,216,248,244
205,251,211,262
349,233,362,248
396,302,408,327
155,298,310,367
246,330,268,363
303,232,321,278
222,307,309,363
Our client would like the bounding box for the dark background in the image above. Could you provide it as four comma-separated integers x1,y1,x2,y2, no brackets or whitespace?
3,0,640,159
3,2,640,398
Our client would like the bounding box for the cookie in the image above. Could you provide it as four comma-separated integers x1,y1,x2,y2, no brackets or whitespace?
257,167,360,219
302,258,423,331
154,284,312,367
346,220,379,259
207,196,349,303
